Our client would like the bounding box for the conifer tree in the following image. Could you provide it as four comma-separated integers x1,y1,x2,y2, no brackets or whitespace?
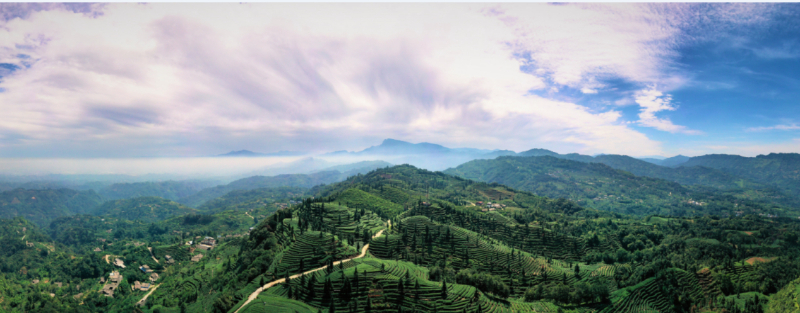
307,277,316,300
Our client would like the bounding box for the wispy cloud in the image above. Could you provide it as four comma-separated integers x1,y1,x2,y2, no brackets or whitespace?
751,41,800,60
746,124,800,132
634,88,701,135
0,3,787,158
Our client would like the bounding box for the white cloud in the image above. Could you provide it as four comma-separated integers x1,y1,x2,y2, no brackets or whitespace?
2,3,761,158
634,88,700,135
492,3,691,92
746,124,800,132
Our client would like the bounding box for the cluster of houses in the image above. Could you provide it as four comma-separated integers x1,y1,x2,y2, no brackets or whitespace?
183,236,219,262
274,199,300,209
687,199,705,206
31,279,85,299
476,201,506,212
196,236,217,251
132,270,159,292
101,271,123,297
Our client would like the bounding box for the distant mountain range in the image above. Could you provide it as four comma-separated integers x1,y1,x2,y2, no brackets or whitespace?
180,160,393,207
217,150,306,157
444,155,797,215
638,155,691,167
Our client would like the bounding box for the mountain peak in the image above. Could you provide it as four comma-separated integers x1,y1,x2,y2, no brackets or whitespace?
218,150,263,157
380,138,412,146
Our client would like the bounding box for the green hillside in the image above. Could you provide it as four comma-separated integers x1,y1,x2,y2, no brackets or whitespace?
683,153,800,197
444,156,797,217
515,149,790,202
2,164,800,313
198,186,307,213
179,171,343,208
769,276,800,313
0,188,102,226
97,180,218,202
92,196,198,223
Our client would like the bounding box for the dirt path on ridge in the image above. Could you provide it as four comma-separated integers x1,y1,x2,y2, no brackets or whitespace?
233,228,386,313
147,247,159,264
136,284,161,307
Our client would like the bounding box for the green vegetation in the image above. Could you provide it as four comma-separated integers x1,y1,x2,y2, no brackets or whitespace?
179,171,344,208
2,163,800,313
683,153,800,198
97,180,218,202
198,187,307,213
92,196,199,223
445,156,798,217
0,188,102,226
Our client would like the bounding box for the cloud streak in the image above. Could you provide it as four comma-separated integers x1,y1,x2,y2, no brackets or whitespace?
746,124,800,132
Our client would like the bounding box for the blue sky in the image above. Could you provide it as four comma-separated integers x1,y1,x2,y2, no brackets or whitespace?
0,3,799,159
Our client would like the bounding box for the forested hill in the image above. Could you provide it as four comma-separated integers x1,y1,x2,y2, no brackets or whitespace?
3,163,800,313
179,163,393,208
444,156,796,217
197,186,307,213
178,171,343,208
0,188,102,226
591,155,762,190
682,153,800,196
96,180,219,202
516,149,764,191
91,196,198,223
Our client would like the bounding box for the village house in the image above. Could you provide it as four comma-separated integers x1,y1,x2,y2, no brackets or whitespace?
133,281,150,291
113,258,125,268
102,271,123,297
165,255,175,264
110,271,122,283
140,264,153,273
191,253,204,262
93,247,102,252
197,236,216,251
149,273,159,282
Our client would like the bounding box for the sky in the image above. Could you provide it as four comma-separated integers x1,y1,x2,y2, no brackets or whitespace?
1,3,800,159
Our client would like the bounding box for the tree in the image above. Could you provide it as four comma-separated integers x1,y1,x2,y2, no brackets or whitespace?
441,280,448,299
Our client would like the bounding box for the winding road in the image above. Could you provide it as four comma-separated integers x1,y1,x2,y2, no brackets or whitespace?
136,283,161,307
233,228,386,313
